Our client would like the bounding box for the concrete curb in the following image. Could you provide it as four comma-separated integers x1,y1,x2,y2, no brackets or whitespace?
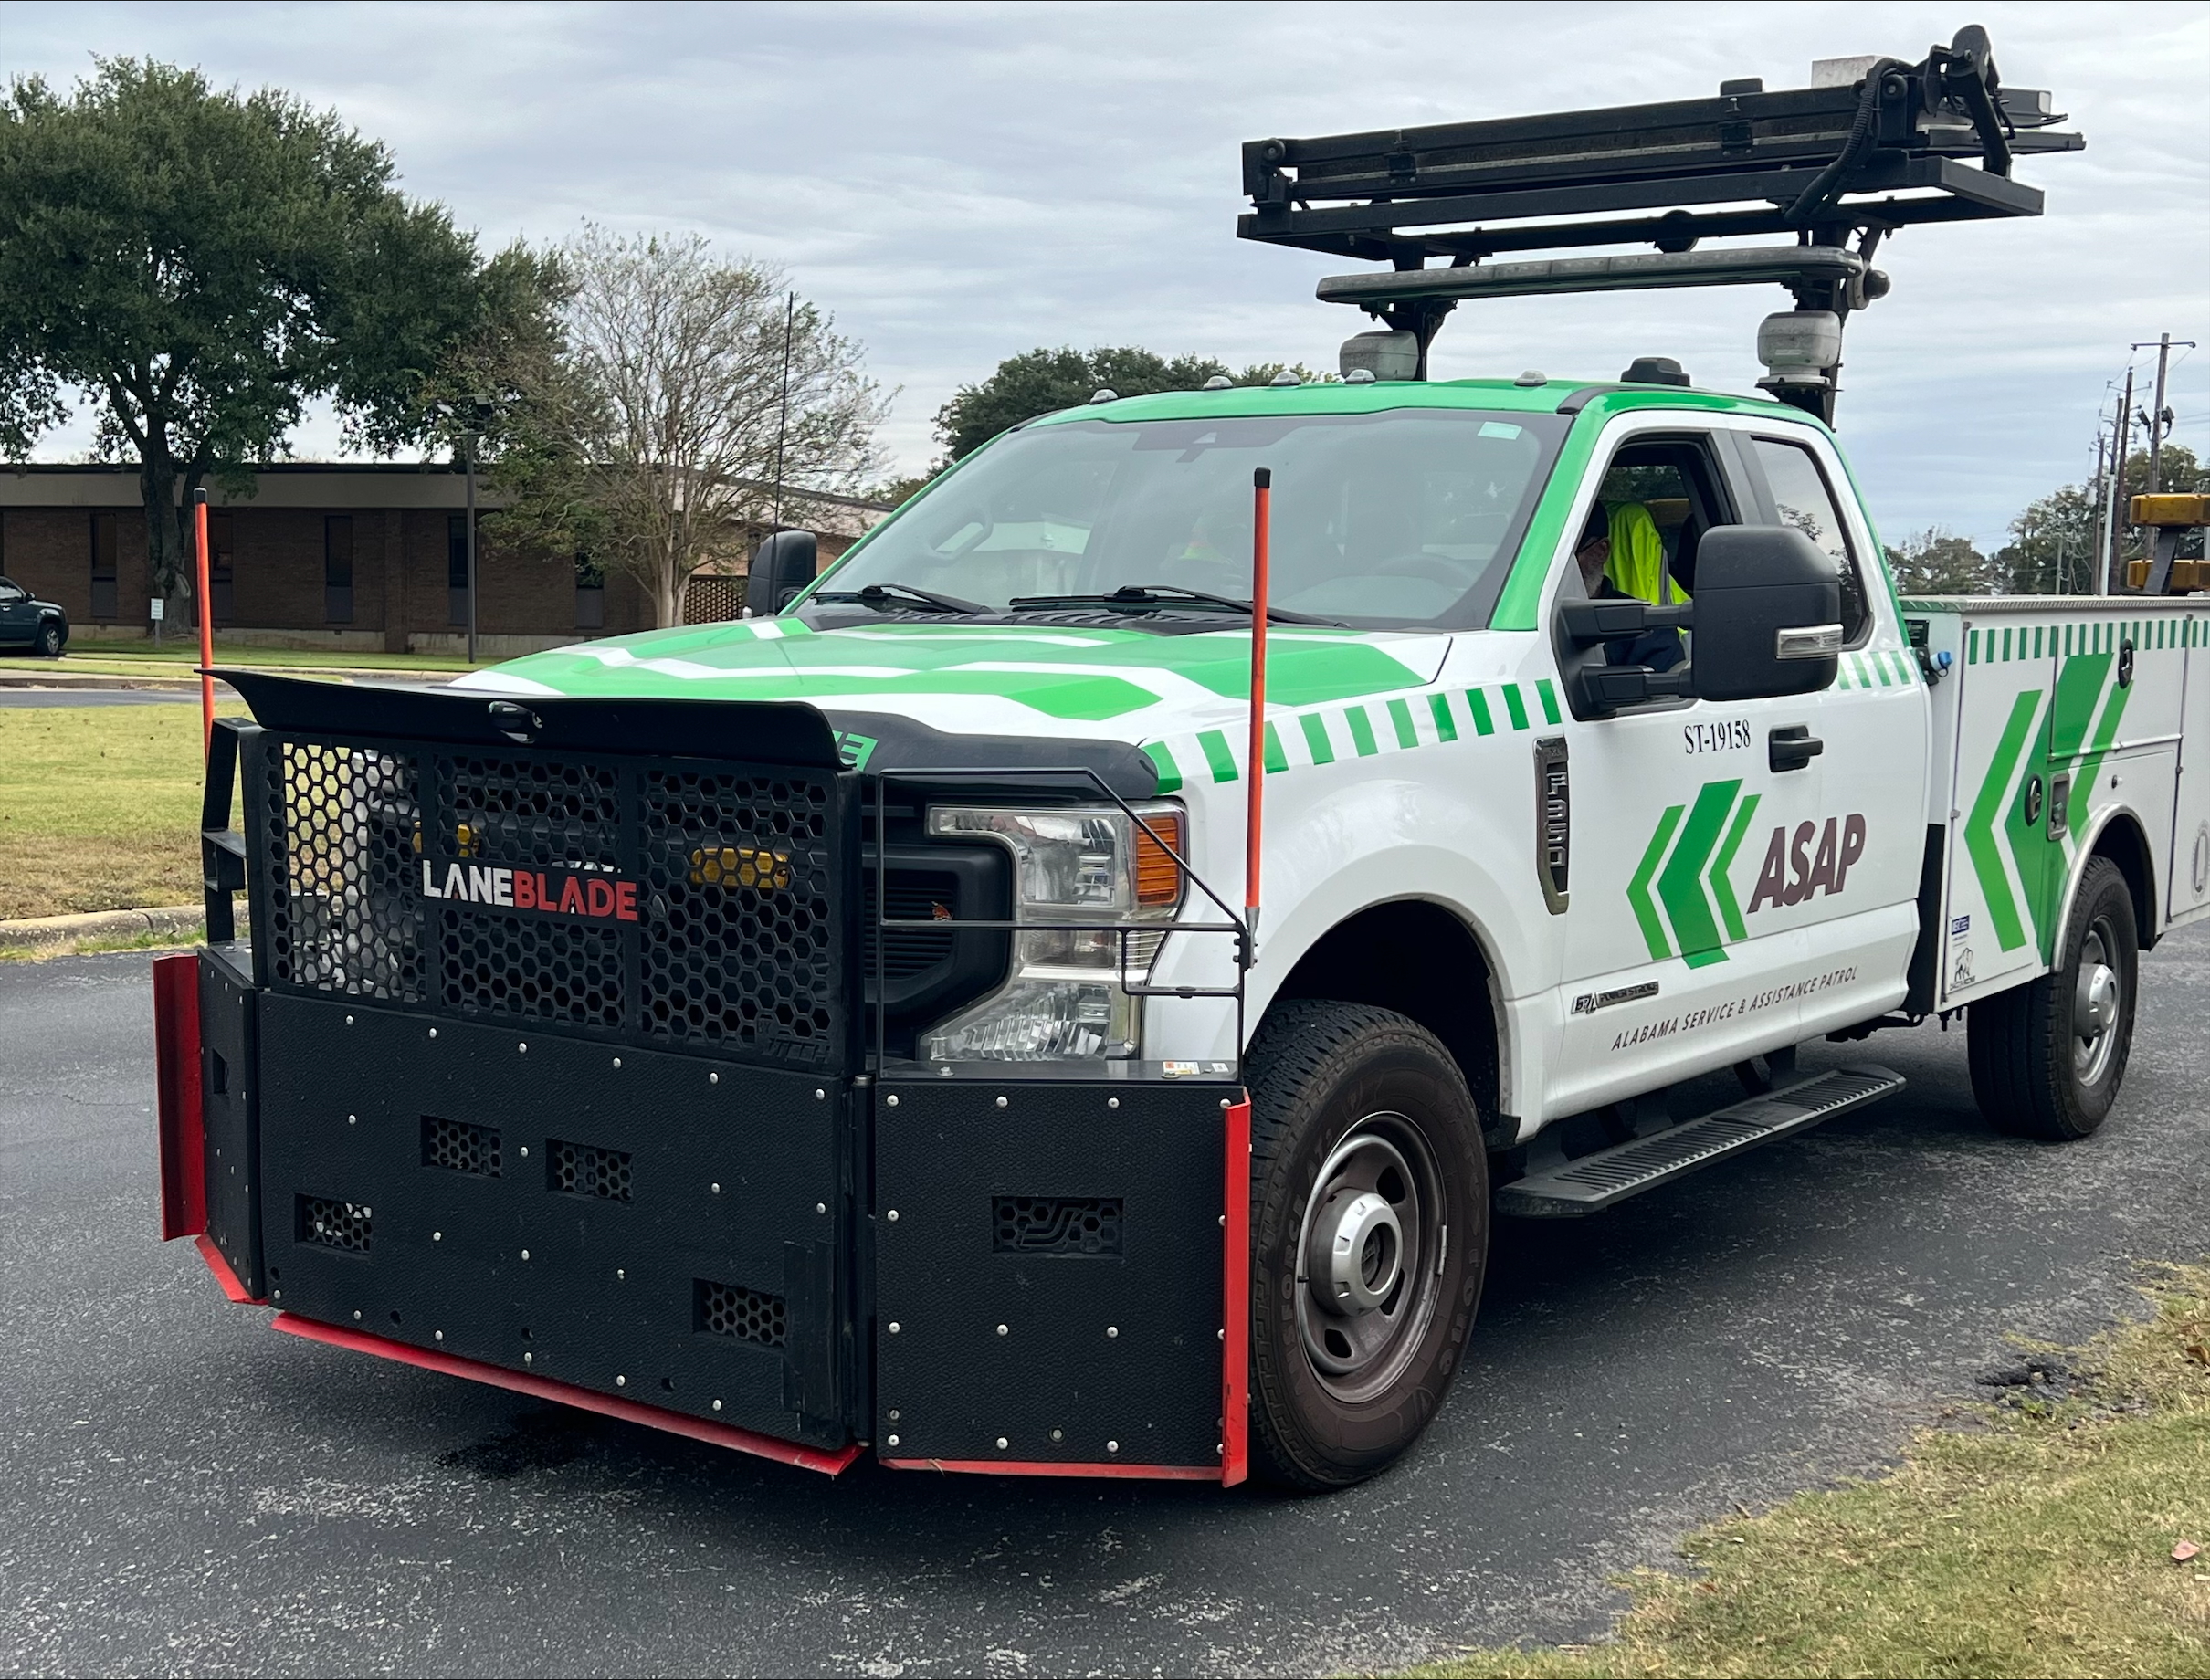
0,904,205,951
0,671,237,694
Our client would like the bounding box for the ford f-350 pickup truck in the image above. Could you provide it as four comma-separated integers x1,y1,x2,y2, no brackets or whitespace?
152,31,2210,1490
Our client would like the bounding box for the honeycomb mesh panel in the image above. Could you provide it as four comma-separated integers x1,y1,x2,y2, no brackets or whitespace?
297,1194,373,1252
640,768,837,1056
992,1196,1123,1255
422,1115,501,1177
267,742,426,1000
548,1138,632,1202
448,754,619,869
441,907,624,1028
693,1277,788,1347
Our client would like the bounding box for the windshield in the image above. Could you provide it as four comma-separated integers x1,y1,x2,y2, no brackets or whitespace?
814,408,1568,629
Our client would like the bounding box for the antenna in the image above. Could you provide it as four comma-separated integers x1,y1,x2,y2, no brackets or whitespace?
1240,25,2081,422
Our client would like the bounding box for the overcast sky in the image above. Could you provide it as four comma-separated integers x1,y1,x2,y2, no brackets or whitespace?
9,0,2206,550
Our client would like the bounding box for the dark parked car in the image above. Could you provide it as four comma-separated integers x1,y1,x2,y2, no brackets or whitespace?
0,577,68,657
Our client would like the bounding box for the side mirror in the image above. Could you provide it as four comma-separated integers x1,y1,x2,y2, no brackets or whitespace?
1688,525,1841,701
749,530,818,614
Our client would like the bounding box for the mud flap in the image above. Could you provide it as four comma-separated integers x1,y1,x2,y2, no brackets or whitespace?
874,1076,1238,1475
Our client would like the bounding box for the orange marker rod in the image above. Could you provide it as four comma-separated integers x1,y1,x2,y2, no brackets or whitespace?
1245,467,1271,939
194,488,215,758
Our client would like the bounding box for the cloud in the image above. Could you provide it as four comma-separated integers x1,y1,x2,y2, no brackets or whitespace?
12,0,2206,547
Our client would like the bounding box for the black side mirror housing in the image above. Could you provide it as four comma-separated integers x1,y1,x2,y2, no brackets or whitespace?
749,530,818,614
1688,525,1842,701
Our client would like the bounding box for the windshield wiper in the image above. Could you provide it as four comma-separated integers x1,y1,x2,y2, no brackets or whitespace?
809,581,988,614
1006,584,1343,627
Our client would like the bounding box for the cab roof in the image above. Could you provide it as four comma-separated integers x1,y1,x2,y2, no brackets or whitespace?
1026,376,1821,430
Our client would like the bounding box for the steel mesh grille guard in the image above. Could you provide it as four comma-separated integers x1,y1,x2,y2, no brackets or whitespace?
247,704,853,1073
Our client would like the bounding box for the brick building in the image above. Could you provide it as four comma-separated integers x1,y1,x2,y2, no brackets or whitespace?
0,464,888,656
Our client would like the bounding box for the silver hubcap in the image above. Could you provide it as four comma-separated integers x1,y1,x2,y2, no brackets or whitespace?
1295,1116,1444,1402
2072,920,2122,1086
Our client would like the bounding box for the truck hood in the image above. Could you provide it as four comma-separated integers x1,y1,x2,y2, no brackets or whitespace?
457,618,1453,755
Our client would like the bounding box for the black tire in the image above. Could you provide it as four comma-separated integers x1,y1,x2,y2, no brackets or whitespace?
1967,856,2137,1140
35,621,63,658
1244,1000,1489,1490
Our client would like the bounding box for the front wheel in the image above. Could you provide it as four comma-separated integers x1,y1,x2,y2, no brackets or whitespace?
1967,855,2138,1140
35,621,63,658
1244,1000,1489,1490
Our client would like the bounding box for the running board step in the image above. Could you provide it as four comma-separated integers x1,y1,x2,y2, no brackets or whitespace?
1494,1064,1905,1218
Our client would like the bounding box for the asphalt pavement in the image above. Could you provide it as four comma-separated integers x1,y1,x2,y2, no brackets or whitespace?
4,930,2206,1677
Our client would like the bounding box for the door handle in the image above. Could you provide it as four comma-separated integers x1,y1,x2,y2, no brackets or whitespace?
1769,725,1823,773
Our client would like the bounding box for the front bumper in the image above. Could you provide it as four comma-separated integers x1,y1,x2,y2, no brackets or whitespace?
156,947,1250,1482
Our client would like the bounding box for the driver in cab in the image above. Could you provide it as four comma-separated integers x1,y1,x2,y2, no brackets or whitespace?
1575,501,1685,670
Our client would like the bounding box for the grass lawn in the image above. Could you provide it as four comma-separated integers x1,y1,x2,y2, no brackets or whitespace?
1411,1264,2210,1680
51,638,479,675
0,703,247,919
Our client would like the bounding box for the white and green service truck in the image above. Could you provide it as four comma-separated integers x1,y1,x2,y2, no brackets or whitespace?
158,29,2210,1490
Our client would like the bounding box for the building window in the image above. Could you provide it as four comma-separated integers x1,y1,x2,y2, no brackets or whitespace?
447,513,472,626
323,514,354,624
575,552,605,630
89,511,120,621
209,511,235,625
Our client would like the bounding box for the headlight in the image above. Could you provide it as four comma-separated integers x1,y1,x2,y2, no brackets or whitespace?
919,803,1184,1062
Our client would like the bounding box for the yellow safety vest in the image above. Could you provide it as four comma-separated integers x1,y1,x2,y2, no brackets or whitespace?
1604,502,1686,604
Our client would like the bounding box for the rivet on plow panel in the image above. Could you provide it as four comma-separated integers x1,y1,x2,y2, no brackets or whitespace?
1107,1440,1120,1454
612,1057,622,1068
887,1433,900,1446
429,1028,437,1040
995,1096,1008,1108
520,1249,531,1261
710,1072,720,1085
1051,1428,1063,1442
1109,1097,1120,1109
433,1231,442,1242
885,1209,899,1222
886,1095,900,1108
434,1330,444,1341
345,1015,353,1026
815,1088,826,1101
888,1322,901,1334
523,1352,532,1364
518,1042,527,1055
712,1399,722,1412
995,1437,1008,1450
711,1183,721,1195
996,1324,1009,1337
616,1375,626,1388
1106,1326,1118,1339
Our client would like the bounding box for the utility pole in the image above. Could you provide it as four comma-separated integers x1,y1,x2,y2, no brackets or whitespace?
2107,364,2135,592
2132,332,2195,496
2089,418,2110,599
772,290,795,530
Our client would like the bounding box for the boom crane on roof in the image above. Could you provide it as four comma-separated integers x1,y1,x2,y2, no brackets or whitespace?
1237,24,2083,423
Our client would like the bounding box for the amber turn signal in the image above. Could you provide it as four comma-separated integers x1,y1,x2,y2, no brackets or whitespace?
1134,814,1184,907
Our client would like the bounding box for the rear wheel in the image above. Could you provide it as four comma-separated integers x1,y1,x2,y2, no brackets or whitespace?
1967,856,2137,1140
35,621,63,658
1244,1000,1489,1490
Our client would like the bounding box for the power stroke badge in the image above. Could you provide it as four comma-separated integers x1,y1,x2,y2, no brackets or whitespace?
420,859,640,922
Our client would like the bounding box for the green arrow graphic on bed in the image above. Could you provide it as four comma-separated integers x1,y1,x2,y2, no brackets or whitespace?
1965,688,2046,953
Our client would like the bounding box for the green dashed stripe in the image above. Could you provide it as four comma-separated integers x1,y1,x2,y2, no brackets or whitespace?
1428,692,1458,742
1300,711,1335,765
1467,689,1495,734
1263,721,1288,774
1535,678,1562,724
1387,698,1418,748
1142,740,1182,794
1199,729,1238,783
1502,685,1530,730
1345,704,1378,756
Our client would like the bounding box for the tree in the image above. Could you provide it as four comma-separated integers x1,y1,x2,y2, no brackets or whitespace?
1884,528,2000,595
0,59,498,611
510,226,886,627
1995,445,2205,593
933,348,1326,461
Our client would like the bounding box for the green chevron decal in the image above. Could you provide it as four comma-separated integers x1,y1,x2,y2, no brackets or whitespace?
1627,779,1761,967
1965,689,2046,952
1709,792,1763,943
1627,804,1684,961
1658,780,1744,969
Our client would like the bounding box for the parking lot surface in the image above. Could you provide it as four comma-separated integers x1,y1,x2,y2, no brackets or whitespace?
3,929,2205,1676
